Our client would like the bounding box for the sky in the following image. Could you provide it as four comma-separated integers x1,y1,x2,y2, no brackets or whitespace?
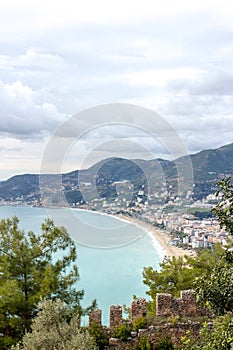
0,0,233,180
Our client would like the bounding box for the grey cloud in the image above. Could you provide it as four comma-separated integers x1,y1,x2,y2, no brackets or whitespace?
0,146,22,152
0,80,65,139
0,5,232,163
167,70,233,96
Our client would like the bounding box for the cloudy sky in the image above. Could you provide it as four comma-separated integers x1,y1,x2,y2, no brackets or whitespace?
0,0,233,180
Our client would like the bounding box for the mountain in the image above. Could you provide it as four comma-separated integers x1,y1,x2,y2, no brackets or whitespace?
0,142,233,205
191,143,233,176
189,143,233,199
0,174,39,201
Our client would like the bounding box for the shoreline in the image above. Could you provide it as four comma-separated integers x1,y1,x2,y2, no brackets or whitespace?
1,203,194,258
115,214,195,259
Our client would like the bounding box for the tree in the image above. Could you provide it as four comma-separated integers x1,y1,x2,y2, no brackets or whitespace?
143,256,192,301
212,177,233,237
0,216,88,348
142,249,220,312
194,251,233,315
11,299,97,350
194,178,233,315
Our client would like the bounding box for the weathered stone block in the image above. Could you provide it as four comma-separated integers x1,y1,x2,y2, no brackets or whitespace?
110,305,122,329
89,308,102,325
130,298,147,322
156,293,173,316
109,337,121,346
156,290,202,317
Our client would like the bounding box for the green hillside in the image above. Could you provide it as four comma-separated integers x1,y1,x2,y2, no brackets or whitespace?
0,142,232,204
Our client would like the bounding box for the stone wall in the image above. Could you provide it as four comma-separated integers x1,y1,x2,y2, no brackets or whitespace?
89,290,209,326
156,289,208,317
89,308,102,325
109,305,122,329
89,298,146,327
107,321,204,349
88,291,211,349
130,298,147,322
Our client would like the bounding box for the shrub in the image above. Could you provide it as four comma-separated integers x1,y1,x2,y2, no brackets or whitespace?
88,321,109,350
11,299,97,350
139,336,152,350
132,317,147,331
155,334,175,350
114,324,131,341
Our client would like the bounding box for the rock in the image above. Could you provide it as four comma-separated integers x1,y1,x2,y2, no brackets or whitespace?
131,331,137,338
109,337,121,346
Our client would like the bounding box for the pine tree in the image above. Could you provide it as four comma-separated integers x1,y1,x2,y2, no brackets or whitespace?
0,216,85,348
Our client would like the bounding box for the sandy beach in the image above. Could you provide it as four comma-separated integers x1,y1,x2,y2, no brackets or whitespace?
116,214,195,258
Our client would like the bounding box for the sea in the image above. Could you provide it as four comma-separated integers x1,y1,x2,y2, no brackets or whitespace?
0,205,164,325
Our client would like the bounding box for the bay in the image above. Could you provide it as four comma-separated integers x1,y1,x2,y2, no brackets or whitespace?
0,205,164,325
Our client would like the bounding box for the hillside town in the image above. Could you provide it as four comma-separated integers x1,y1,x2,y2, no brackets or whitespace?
0,180,228,254
77,183,228,251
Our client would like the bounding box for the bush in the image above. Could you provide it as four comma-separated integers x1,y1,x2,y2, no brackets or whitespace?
11,299,97,350
88,321,109,350
114,324,131,341
138,336,152,350
155,334,175,350
132,317,147,331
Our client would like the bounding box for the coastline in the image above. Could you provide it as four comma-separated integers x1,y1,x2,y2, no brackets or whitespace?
115,214,195,259
0,203,194,258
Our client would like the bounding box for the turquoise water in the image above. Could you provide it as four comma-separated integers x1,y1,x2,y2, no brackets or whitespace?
0,205,163,324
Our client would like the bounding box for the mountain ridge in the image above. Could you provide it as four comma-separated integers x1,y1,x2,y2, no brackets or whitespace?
0,142,232,205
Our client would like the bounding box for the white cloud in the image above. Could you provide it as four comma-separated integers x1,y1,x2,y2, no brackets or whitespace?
0,136,48,179
1,0,233,32
17,49,64,70
0,80,65,139
0,0,233,178
126,68,203,88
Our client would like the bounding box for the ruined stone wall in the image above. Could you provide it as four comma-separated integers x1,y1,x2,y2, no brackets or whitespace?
89,308,102,325
130,298,147,322
89,298,146,327
106,321,204,349
156,289,208,317
180,290,199,316
109,305,122,329
89,291,207,326
155,293,174,317
88,291,211,349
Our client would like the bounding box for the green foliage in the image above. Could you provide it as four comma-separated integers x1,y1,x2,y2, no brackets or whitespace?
143,255,191,300
194,250,233,315
114,323,131,341
122,303,130,320
201,313,233,350
180,330,201,350
194,179,233,316
180,314,233,350
0,216,86,348
88,321,109,350
132,317,147,331
136,336,152,350
155,334,175,349
143,249,220,311
192,210,214,219
212,177,233,236
169,315,180,327
11,299,97,350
